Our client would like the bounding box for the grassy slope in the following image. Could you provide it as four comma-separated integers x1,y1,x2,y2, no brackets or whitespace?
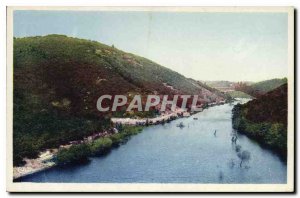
13,34,224,165
205,78,287,98
234,78,287,98
227,91,253,99
251,78,287,93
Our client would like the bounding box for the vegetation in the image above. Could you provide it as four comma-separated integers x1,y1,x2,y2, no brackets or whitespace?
232,84,288,159
234,78,287,98
204,80,235,88
205,78,287,99
251,78,287,93
89,137,113,155
112,108,159,119
55,126,144,165
227,91,253,99
13,35,225,166
195,79,232,101
110,133,124,146
56,144,91,165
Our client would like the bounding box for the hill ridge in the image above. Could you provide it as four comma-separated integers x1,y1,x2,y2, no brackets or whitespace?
13,34,228,165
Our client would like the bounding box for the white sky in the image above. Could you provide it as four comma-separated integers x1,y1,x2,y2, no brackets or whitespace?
14,11,288,82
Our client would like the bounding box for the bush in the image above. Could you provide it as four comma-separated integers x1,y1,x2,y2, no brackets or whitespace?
121,126,144,136
110,133,124,146
89,137,112,155
56,144,91,165
265,123,287,151
51,126,145,166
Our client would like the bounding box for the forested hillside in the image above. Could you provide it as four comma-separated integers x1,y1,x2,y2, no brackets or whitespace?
13,35,226,165
232,84,288,158
234,78,287,98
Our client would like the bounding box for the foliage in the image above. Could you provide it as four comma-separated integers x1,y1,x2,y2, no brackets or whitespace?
251,78,287,94
110,133,124,146
89,137,113,155
232,84,288,158
121,126,144,136
56,144,91,165
194,79,232,101
13,35,223,166
55,125,144,165
204,80,234,88
113,108,159,118
228,91,253,99
234,78,287,98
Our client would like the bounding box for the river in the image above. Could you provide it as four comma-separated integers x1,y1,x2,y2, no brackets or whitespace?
18,99,287,183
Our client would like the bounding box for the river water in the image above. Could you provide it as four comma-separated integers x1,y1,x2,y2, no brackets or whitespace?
18,100,287,183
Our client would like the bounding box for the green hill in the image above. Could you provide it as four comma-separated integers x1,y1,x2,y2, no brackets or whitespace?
227,91,253,99
251,78,287,93
232,83,288,158
234,78,287,97
204,80,234,88
13,35,226,166
203,80,254,94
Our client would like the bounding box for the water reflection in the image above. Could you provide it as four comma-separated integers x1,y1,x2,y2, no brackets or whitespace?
18,99,287,183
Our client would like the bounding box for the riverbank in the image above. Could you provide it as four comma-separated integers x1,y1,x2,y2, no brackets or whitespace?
13,101,226,180
13,126,142,180
16,100,287,184
111,101,228,126
111,107,189,125
13,151,56,180
232,105,287,159
232,84,287,159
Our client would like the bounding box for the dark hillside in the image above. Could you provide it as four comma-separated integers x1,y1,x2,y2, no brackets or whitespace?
13,35,225,165
232,84,288,158
243,84,287,125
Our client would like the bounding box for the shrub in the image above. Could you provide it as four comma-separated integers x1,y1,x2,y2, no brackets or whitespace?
89,137,112,155
121,126,144,136
56,144,91,165
110,133,124,146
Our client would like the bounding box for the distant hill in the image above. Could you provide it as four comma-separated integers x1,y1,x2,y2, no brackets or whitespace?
204,80,253,93
205,78,287,99
13,35,226,165
234,78,287,98
227,91,253,99
189,79,231,101
204,80,235,88
232,83,288,158
251,78,287,93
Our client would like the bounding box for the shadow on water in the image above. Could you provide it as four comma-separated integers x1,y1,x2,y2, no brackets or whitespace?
235,132,287,164
14,160,92,182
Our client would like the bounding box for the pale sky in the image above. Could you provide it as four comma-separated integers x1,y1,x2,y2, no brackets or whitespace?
14,11,288,82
